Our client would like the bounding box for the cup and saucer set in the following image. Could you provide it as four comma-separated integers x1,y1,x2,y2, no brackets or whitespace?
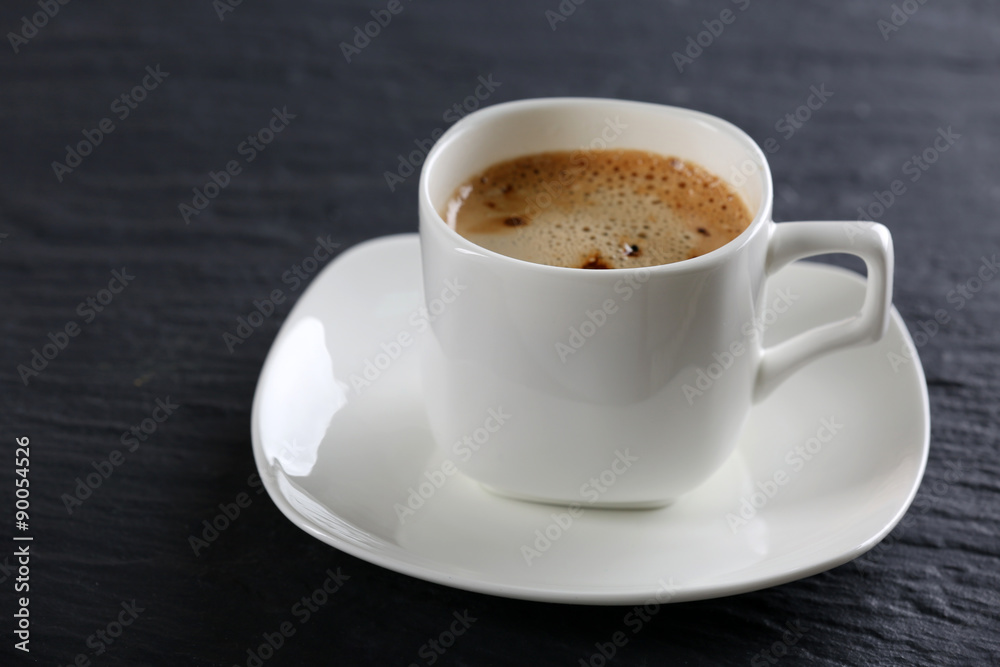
251,99,929,605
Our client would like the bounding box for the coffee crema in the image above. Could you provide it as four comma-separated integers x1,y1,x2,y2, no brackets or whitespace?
443,149,753,269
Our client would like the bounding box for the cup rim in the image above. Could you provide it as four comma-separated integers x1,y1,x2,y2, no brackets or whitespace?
419,97,774,275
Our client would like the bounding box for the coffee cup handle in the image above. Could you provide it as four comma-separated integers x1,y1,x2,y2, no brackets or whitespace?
754,221,894,402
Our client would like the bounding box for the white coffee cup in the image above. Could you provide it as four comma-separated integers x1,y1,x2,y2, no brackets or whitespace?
418,98,893,508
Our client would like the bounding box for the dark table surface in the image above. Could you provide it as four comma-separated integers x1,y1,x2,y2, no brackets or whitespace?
2,1,999,665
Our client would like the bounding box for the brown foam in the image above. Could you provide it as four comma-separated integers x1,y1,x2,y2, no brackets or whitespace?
443,149,753,269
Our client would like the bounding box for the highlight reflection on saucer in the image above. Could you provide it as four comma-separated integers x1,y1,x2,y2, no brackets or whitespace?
259,317,345,477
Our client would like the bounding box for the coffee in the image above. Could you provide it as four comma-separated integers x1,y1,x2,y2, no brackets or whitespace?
442,149,753,269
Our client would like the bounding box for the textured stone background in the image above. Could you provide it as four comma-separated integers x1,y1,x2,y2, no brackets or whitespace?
1,0,998,665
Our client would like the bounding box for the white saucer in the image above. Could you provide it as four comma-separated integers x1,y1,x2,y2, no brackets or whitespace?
250,234,929,605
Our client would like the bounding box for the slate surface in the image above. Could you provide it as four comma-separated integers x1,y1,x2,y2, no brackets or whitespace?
1,1,998,665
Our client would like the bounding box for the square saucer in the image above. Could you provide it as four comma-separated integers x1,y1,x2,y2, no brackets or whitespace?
251,234,929,605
